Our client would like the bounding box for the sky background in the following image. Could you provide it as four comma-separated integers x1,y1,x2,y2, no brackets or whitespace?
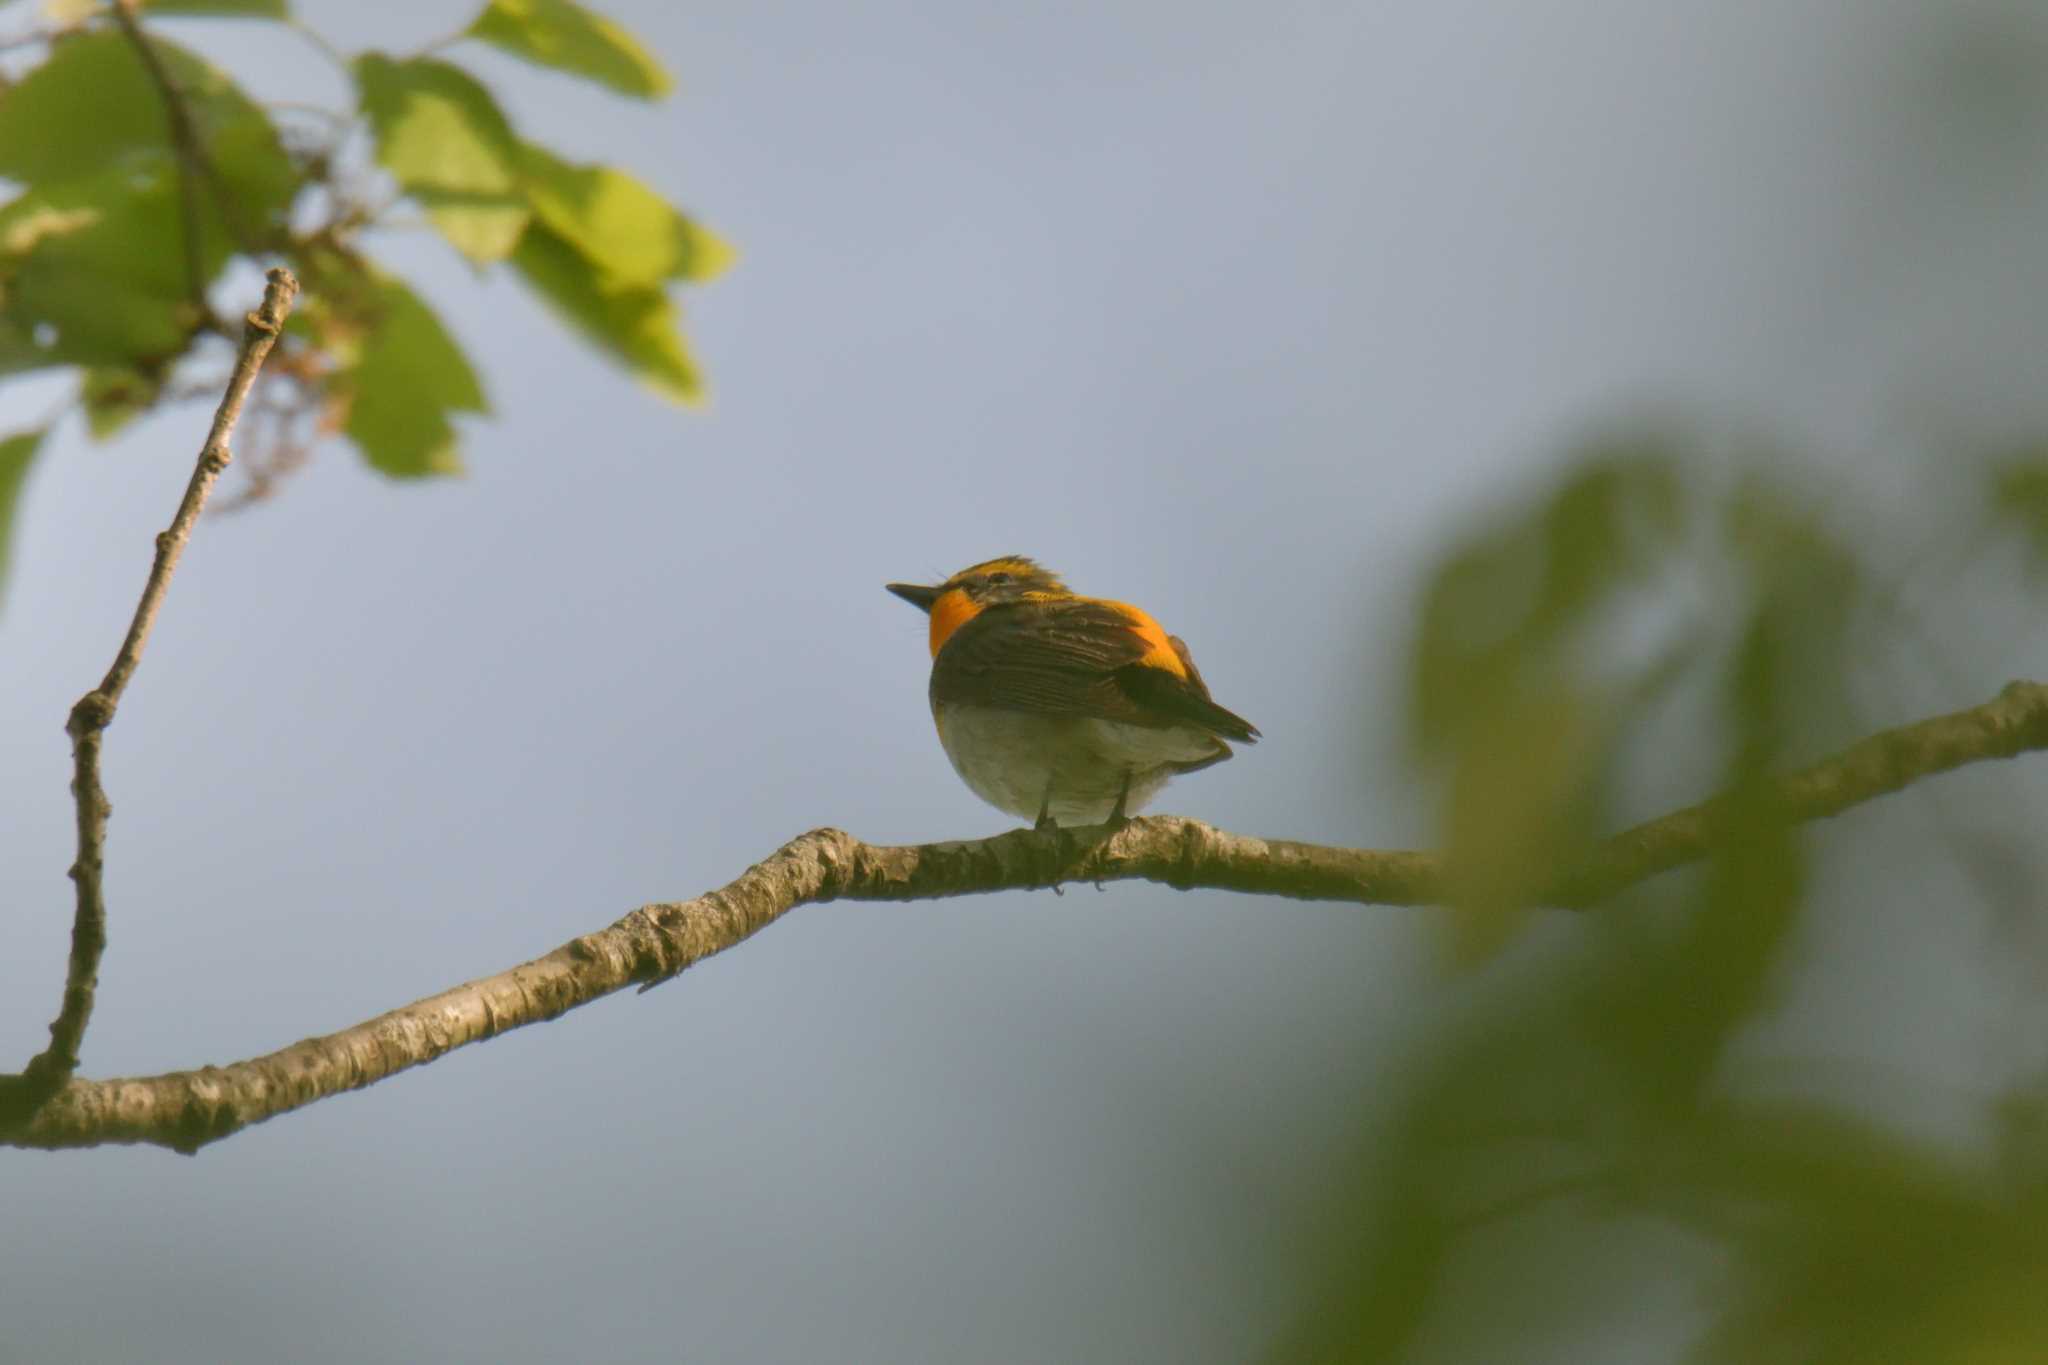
5,1,2048,1361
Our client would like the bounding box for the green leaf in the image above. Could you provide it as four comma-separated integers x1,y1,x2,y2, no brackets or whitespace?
81,366,164,440
418,189,532,265
0,155,203,372
466,0,672,99
0,427,47,614
510,222,702,404
1991,452,2048,579
516,140,732,286
0,31,291,373
142,0,290,16
1439,685,1606,964
340,275,487,477
354,53,529,263
0,31,296,233
1720,477,1859,756
1409,442,1681,756
0,319,52,375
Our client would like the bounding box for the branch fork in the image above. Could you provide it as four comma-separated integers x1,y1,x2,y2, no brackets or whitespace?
7,675,2045,1152
0,269,299,1121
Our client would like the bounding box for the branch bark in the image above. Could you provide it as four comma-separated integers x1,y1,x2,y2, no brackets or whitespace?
0,269,298,1115
4,677,2042,1154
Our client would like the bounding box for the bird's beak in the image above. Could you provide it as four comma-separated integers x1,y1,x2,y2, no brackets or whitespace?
886,581,941,613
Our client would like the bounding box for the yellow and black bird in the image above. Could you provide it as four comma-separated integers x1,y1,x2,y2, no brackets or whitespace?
887,556,1258,827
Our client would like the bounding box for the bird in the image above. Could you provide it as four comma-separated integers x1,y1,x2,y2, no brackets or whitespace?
886,556,1258,828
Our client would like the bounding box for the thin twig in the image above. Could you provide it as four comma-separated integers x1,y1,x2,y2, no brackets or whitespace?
1548,678,2048,904
109,0,272,291
3,676,2041,1154
213,387,316,512
283,16,353,78
410,23,473,59
266,100,353,126
109,1,213,318
0,269,299,1115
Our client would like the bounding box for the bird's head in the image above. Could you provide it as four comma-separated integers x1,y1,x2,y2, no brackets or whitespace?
886,556,1068,656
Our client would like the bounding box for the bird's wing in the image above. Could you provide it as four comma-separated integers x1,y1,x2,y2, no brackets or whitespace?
932,598,1259,742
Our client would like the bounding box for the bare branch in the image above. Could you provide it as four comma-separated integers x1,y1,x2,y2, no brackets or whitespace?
1554,678,2048,904
4,677,2041,1154
0,269,299,1115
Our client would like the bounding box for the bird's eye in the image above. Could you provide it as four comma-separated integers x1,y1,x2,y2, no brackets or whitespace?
986,572,1012,586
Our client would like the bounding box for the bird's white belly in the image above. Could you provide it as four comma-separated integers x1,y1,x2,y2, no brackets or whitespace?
931,703,1225,826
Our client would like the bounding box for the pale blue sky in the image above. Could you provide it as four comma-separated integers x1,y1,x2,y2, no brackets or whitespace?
5,1,2048,1360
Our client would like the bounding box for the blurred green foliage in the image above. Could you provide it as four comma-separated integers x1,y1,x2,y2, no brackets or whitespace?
466,0,670,99
0,0,728,595
0,427,43,590
1990,448,2048,584
1280,441,2048,1362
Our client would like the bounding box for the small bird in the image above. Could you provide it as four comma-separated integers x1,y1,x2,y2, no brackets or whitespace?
887,556,1258,827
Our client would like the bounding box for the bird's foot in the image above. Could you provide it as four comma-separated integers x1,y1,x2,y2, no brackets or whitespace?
1103,771,1134,829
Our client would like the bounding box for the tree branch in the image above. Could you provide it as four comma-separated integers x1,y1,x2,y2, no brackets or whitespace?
1553,677,2048,905
109,0,271,316
0,269,299,1117
4,677,2041,1154
111,0,210,319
